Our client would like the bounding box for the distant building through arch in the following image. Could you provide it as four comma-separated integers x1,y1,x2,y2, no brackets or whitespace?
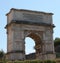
5,8,56,60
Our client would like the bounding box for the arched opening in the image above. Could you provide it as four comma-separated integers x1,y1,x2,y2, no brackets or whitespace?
25,32,42,59
25,37,36,55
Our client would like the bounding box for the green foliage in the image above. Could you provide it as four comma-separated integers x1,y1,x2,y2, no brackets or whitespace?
0,61,3,63
44,60,46,63
44,60,52,63
52,61,56,63
0,51,4,58
38,60,43,63
46,60,52,63
54,37,60,58
0,50,5,61
6,61,13,63
56,53,60,58
54,37,60,47
14,61,24,63
24,60,30,63
30,60,38,63
0,60,56,63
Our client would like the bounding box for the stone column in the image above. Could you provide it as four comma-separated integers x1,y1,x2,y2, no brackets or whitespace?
12,27,25,60
42,28,56,60
6,24,25,60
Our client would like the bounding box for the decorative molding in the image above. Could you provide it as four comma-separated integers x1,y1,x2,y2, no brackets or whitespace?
5,20,55,28
7,50,25,54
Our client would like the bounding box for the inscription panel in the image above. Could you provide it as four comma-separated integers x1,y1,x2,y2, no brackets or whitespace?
23,13,43,23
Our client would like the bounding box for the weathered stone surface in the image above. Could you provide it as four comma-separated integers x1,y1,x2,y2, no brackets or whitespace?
6,8,53,24
6,8,55,60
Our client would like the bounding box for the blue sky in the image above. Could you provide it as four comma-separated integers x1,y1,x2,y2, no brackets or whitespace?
0,0,60,54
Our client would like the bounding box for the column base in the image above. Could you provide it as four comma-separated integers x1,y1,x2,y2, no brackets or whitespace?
36,52,56,60
6,51,25,60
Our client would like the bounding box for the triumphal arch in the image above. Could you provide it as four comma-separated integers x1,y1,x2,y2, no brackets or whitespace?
5,8,55,60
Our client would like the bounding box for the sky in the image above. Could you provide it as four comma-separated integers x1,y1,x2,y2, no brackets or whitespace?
0,0,60,54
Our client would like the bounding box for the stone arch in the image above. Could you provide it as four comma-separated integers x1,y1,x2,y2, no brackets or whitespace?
24,31,43,59
6,8,56,60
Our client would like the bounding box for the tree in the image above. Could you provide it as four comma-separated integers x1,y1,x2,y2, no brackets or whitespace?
54,37,60,47
54,37,60,58
0,50,4,60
